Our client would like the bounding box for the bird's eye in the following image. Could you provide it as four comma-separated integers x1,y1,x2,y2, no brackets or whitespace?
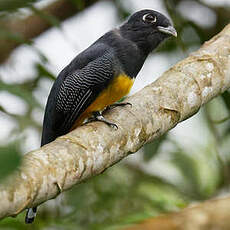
143,14,157,23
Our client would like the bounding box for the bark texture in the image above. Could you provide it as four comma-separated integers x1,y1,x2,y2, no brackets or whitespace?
0,0,100,63
124,196,230,230
0,24,230,220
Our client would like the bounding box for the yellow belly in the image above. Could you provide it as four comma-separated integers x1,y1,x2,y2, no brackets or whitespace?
71,74,134,129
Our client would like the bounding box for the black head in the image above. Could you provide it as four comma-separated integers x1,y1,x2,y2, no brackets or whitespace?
120,9,177,54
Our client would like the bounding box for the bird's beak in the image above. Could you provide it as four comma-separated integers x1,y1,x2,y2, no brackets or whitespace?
157,25,177,37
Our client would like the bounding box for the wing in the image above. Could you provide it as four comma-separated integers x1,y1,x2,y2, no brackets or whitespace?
41,51,117,145
56,53,116,132
55,72,94,133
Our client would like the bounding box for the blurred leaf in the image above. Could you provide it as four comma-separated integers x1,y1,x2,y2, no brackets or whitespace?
171,150,201,198
0,143,21,181
0,28,32,45
221,91,230,134
0,81,41,109
138,182,187,210
119,212,153,225
222,91,230,110
33,47,49,63
0,104,6,113
36,63,56,80
225,127,230,137
212,116,230,124
199,144,224,197
143,134,167,161
113,0,131,20
30,6,61,28
0,0,36,12
171,143,223,200
69,0,85,10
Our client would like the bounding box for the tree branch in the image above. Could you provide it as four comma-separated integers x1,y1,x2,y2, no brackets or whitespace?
0,0,101,63
0,24,230,220
124,196,230,230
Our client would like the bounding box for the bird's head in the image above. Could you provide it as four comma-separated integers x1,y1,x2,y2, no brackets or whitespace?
120,9,177,54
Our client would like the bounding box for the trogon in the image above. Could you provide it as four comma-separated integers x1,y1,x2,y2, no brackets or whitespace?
25,9,177,223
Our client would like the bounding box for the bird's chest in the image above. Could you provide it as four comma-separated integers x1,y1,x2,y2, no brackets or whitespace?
88,74,134,112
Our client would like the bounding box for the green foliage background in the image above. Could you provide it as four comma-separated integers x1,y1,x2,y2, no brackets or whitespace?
0,0,230,229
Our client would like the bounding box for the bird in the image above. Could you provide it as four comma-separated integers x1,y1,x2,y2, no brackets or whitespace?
25,9,177,224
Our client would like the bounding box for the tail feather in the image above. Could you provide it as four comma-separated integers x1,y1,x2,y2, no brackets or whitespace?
25,207,37,224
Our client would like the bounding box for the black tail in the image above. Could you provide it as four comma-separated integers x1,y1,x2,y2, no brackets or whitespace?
25,207,37,224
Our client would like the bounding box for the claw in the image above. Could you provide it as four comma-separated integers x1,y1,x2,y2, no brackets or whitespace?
91,111,118,129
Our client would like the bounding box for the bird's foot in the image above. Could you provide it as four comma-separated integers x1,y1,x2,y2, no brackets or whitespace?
90,111,118,129
105,102,132,112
